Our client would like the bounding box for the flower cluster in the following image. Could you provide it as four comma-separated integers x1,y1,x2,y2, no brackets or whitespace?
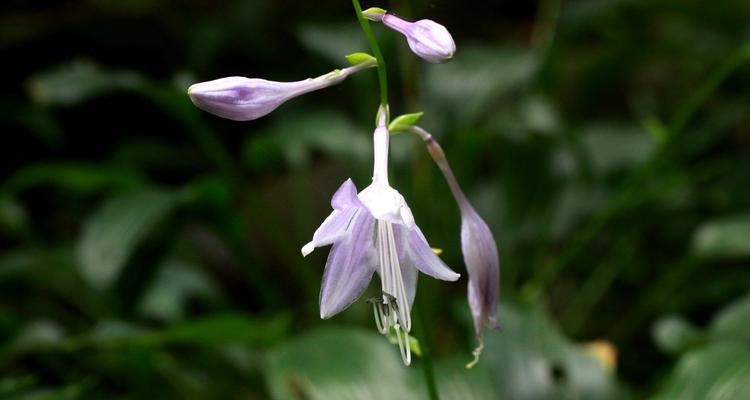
187,5,499,367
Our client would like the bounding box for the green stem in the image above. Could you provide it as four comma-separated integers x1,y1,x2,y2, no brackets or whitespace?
351,0,389,108
669,42,750,137
414,301,440,400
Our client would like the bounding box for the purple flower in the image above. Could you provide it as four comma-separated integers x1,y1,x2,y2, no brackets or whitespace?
366,10,455,63
188,63,374,121
410,127,499,339
302,112,460,365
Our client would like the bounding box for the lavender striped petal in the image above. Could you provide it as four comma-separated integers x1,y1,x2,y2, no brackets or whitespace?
398,225,460,281
309,207,359,249
331,178,364,210
319,211,377,318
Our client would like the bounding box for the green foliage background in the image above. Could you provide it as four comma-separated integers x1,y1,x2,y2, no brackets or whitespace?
1,0,750,398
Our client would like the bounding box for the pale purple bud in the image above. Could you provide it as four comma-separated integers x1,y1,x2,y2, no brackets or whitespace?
382,14,456,63
411,126,499,337
187,64,371,121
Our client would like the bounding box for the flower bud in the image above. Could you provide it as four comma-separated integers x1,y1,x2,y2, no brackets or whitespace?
410,126,499,338
188,63,374,121
381,14,456,63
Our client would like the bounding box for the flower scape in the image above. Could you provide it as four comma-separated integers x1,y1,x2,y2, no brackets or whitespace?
188,3,500,367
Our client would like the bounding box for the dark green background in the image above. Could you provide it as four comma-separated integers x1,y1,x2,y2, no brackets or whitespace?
2,0,750,398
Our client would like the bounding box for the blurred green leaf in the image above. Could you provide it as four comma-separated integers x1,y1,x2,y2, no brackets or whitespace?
709,293,750,343
27,60,145,106
426,45,537,124
653,315,705,355
482,304,624,400
692,213,750,260
2,163,147,195
0,195,28,236
152,313,290,347
297,24,366,65
654,342,750,400
3,382,87,400
138,259,222,322
266,328,417,400
427,358,499,400
77,189,179,289
243,110,369,172
7,320,65,356
581,123,654,176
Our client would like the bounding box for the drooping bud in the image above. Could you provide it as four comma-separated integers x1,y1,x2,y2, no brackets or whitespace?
410,126,499,361
381,14,455,63
187,61,375,121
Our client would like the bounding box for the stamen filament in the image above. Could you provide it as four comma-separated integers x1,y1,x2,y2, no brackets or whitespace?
394,322,412,365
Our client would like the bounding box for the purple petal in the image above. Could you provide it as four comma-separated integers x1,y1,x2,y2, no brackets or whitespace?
461,207,500,335
303,207,359,255
331,178,364,210
401,253,418,309
396,225,460,281
319,211,377,318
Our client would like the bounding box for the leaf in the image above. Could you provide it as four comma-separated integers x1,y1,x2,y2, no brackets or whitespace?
481,304,624,400
692,213,750,260
76,190,179,289
265,328,418,400
296,24,367,65
0,196,28,236
427,358,499,400
137,259,222,322
580,123,654,176
27,60,145,106
2,163,147,195
709,293,750,343
652,315,705,355
654,342,750,400
152,314,290,347
243,110,369,172
425,45,538,124
388,112,424,133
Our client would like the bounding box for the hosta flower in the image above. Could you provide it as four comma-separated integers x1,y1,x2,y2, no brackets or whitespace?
302,111,460,365
364,9,455,63
410,126,499,359
188,62,374,121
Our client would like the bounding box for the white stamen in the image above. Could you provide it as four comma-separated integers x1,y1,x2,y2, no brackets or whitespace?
371,219,413,365
394,322,412,365
386,223,410,331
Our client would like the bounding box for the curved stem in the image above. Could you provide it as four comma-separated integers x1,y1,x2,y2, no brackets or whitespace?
351,0,389,109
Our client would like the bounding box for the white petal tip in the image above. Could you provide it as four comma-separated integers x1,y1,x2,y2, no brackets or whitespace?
301,242,315,257
447,272,461,281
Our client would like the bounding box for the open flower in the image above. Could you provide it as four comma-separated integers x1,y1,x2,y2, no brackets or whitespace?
364,9,455,63
302,111,460,365
410,126,499,366
188,62,374,121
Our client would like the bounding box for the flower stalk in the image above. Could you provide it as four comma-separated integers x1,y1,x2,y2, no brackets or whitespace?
351,0,389,108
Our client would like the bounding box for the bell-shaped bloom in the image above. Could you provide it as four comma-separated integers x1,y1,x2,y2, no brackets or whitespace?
410,126,499,338
188,62,373,121
302,112,460,365
367,11,455,63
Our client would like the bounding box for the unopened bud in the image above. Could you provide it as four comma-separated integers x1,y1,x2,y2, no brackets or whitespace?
382,14,455,63
188,63,373,121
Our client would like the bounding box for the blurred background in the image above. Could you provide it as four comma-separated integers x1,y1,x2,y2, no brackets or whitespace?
2,0,750,398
